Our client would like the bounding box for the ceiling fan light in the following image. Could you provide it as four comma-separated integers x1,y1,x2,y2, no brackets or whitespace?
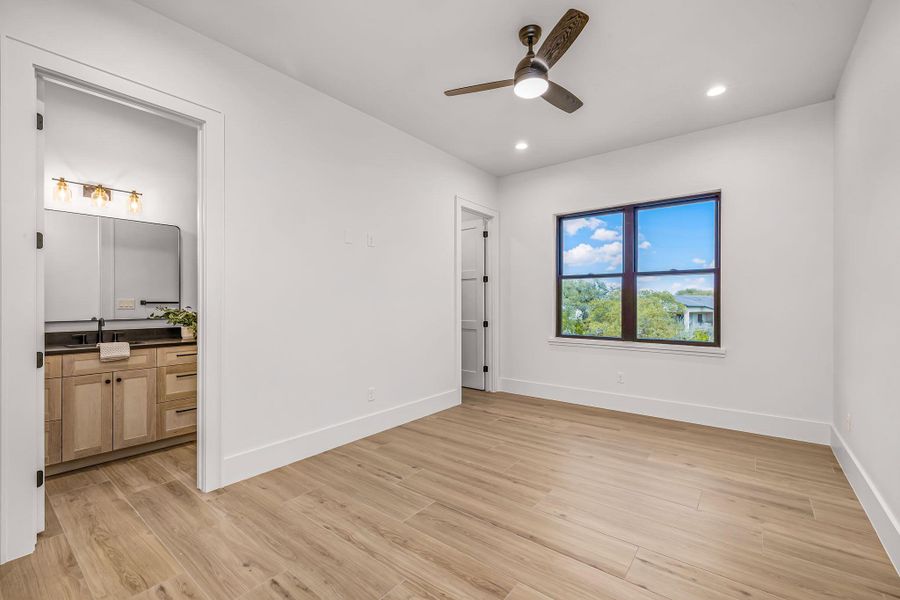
514,76,548,99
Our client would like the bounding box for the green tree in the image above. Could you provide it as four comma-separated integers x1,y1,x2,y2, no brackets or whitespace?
675,288,713,296
636,291,685,340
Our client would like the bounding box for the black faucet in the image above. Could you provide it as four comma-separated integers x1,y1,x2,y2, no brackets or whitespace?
97,317,105,344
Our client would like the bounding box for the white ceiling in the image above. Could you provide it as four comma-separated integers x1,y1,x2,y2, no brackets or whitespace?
133,0,870,176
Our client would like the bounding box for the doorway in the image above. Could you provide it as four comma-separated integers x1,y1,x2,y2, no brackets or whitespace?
455,196,499,395
0,39,225,563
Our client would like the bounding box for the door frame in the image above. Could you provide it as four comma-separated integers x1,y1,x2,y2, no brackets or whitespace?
0,36,225,563
454,195,500,394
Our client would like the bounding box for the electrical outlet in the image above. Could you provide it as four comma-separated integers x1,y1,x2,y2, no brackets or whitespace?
844,413,852,432
616,371,624,384
367,387,376,402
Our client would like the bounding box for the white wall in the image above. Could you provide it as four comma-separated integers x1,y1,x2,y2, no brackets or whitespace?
833,0,900,566
0,0,496,480
499,102,835,442
43,81,198,330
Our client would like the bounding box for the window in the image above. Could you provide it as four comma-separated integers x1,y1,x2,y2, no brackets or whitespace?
557,193,720,346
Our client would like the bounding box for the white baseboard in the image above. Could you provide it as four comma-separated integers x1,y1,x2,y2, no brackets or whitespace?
221,388,460,486
500,377,832,444
830,427,900,573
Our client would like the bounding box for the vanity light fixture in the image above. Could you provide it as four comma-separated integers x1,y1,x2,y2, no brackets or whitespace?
51,178,142,212
127,190,142,214
52,177,72,204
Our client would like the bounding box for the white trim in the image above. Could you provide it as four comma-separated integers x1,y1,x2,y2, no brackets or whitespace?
221,388,458,486
0,38,226,563
830,427,900,573
454,196,500,393
548,336,726,357
500,377,831,444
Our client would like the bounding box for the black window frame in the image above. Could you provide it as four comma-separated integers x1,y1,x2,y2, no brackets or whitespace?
556,191,721,347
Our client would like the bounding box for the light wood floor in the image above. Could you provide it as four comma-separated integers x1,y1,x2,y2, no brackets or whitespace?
2,389,898,600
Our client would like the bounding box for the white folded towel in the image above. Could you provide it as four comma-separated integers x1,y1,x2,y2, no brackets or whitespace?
98,342,131,362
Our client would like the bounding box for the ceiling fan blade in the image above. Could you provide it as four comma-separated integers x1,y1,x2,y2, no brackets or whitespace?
536,9,589,69
444,80,514,96
542,81,583,113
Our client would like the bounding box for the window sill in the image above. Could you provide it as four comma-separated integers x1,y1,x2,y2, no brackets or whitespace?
548,337,727,357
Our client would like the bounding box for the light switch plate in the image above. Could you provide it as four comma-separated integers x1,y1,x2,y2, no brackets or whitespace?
366,232,376,247
117,298,136,310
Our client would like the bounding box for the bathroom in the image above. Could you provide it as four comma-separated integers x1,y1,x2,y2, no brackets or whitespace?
40,77,200,477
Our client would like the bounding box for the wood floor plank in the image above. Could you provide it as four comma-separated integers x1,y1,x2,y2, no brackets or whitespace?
0,534,92,600
503,584,554,600
101,453,177,496
129,573,210,600
406,502,659,600
288,485,515,600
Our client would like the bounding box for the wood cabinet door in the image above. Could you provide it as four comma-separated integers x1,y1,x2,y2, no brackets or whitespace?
45,421,62,466
62,373,113,461
157,363,197,403
45,377,62,421
113,368,158,449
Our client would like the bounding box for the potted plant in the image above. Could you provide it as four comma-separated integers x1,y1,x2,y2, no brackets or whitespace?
152,306,198,339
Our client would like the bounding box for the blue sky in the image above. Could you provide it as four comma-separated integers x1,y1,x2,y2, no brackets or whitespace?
561,201,716,280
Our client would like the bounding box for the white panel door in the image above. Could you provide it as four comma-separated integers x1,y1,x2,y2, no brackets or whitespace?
461,219,486,390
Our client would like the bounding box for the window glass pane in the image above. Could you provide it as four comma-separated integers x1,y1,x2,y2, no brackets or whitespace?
637,200,716,272
637,274,715,343
561,212,624,275
561,278,622,338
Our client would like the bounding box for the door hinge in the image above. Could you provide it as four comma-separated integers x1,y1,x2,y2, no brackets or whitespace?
482,365,489,373
483,320,489,328
482,230,488,238
482,275,489,283
36,113,44,131
36,232,44,249
36,470,44,488
36,351,44,369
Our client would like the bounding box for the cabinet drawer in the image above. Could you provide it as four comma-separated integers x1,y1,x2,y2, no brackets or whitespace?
63,348,156,377
45,355,62,378
45,420,61,466
45,377,62,421
157,345,197,367
157,363,197,403
157,398,196,439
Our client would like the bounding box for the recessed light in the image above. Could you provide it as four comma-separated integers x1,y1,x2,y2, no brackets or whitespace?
515,141,529,150
706,84,727,97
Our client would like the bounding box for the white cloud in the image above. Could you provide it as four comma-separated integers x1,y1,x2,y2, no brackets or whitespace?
563,241,623,269
591,228,620,242
563,217,604,236
692,257,715,268
638,240,652,249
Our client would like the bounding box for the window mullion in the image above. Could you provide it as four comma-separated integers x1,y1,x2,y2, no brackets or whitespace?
621,207,637,341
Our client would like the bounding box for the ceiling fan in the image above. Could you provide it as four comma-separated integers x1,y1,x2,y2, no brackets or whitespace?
444,8,589,113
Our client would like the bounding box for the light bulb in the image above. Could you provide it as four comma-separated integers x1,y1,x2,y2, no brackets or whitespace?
127,191,142,214
514,76,549,99
53,179,72,204
515,141,529,150
706,84,727,97
91,185,109,208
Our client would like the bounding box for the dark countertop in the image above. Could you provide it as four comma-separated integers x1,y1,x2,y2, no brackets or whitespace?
45,326,196,356
45,338,196,356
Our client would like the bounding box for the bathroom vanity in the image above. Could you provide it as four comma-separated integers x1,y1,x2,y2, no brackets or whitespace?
44,334,197,474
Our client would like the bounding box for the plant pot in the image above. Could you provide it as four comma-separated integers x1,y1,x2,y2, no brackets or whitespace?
180,326,195,340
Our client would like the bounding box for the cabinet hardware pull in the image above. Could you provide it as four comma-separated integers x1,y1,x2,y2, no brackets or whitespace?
116,377,122,382
174,407,196,414
175,373,196,378
175,352,197,357
104,379,111,384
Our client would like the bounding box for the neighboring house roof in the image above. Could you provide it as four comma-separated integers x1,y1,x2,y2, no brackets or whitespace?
674,295,714,309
